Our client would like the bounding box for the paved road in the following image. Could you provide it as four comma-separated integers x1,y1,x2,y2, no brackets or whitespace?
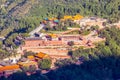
29,24,45,36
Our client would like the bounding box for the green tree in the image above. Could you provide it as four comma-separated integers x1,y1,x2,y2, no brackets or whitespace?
0,41,3,48
91,25,99,31
23,51,35,58
21,65,36,73
38,59,52,70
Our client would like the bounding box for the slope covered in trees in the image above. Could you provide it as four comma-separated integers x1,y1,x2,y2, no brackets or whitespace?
29,0,120,21
1,0,120,35
0,0,119,46
0,0,120,79
1,0,120,36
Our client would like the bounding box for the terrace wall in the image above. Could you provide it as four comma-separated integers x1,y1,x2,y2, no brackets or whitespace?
23,39,65,47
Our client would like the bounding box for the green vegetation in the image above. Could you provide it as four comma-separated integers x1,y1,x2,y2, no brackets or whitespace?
21,65,36,73
0,0,120,50
44,21,67,31
23,50,35,58
1,27,120,80
0,0,120,79
90,25,99,31
44,19,81,32
29,0,120,23
44,27,120,80
66,30,81,34
81,29,91,35
55,59,73,67
0,41,3,48
0,49,10,60
70,27,120,61
38,59,52,70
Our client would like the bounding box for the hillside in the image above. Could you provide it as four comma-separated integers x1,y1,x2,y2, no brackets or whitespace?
28,0,120,20
1,27,120,80
1,0,120,31
0,0,120,79
0,0,120,48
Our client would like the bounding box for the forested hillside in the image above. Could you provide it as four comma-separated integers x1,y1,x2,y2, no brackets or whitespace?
29,0,120,21
0,0,120,80
0,0,120,36
0,0,120,56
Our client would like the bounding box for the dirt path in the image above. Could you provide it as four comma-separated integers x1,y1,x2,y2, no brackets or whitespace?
61,28,80,34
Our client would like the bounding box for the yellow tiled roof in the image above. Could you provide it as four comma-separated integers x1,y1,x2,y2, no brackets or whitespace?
27,56,35,60
18,61,37,66
35,52,48,59
0,65,20,71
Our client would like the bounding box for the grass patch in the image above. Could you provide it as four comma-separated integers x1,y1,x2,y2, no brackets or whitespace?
81,30,91,35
